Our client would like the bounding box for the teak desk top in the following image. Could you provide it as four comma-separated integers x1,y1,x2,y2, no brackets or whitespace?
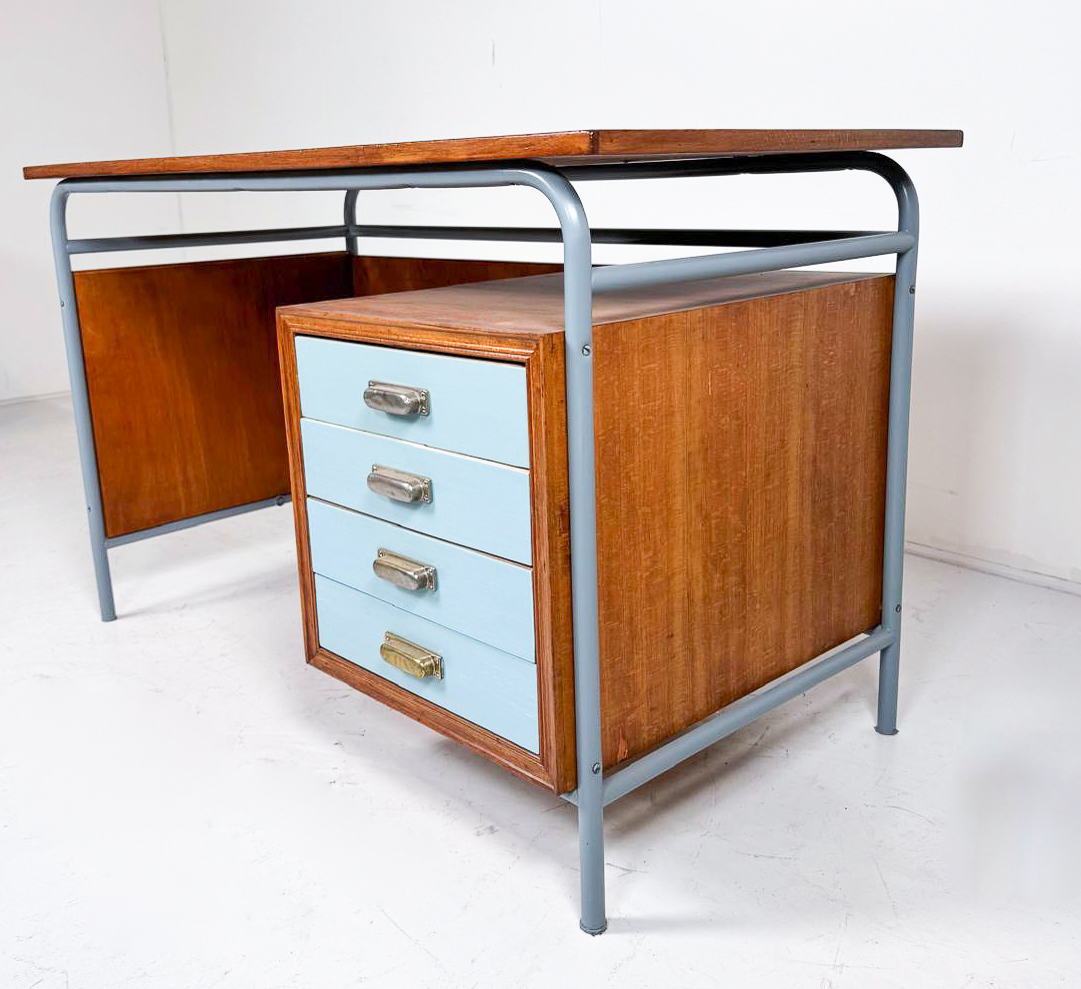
23,129,962,180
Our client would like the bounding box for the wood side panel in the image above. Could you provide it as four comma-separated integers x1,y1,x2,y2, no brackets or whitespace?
76,254,561,539
277,312,575,792
76,253,353,537
593,277,894,767
351,256,560,296
25,129,962,179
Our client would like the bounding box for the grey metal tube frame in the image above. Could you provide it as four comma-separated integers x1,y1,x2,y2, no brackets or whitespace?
48,150,918,935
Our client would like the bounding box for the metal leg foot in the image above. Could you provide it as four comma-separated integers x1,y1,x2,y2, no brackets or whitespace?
91,530,117,622
577,789,607,935
875,638,900,734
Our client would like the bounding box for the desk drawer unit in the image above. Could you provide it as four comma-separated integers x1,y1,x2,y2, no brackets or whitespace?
280,307,573,791
278,269,895,795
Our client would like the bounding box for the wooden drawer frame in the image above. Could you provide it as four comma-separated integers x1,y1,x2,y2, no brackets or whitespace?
279,311,577,794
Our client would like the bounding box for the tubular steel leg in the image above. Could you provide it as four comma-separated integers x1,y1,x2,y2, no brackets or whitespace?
49,185,116,622
343,169,604,932
877,643,901,735
523,172,607,936
875,162,920,735
563,207,606,937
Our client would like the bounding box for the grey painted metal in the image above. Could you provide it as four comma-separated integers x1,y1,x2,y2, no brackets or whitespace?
52,168,574,195
330,223,885,248
873,158,920,736
49,185,116,622
529,174,608,937
103,495,290,548
66,224,349,255
592,231,914,293
67,221,889,258
601,627,896,806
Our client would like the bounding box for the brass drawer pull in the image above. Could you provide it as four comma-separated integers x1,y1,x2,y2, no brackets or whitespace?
380,632,443,680
373,549,437,591
367,464,433,504
364,380,430,417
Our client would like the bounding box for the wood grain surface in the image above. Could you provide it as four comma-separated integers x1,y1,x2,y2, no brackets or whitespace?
592,276,894,765
351,256,559,296
287,268,887,336
74,253,559,538
25,129,962,179
75,253,353,537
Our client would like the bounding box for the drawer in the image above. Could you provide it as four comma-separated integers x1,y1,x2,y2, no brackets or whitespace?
308,498,536,660
295,336,530,468
300,419,533,564
315,574,539,752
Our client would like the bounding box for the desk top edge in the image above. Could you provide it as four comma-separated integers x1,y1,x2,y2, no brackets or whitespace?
23,129,963,180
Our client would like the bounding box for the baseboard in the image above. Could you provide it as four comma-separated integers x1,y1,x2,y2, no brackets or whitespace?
905,541,1081,598
0,389,70,409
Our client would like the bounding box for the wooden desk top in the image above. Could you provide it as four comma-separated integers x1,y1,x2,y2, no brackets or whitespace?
23,129,962,180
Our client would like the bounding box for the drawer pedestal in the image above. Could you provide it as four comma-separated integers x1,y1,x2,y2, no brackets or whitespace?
278,269,894,794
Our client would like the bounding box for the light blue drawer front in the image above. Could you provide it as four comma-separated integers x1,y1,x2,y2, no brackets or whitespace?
315,575,539,752
308,498,536,661
295,336,530,468
301,419,533,565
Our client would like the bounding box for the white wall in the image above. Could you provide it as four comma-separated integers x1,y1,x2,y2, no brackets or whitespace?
0,0,183,403
5,0,1080,586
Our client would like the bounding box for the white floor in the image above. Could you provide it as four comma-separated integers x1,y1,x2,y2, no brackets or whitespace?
1,396,1079,989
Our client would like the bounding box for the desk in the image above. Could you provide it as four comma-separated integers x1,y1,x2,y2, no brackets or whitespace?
25,128,962,933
